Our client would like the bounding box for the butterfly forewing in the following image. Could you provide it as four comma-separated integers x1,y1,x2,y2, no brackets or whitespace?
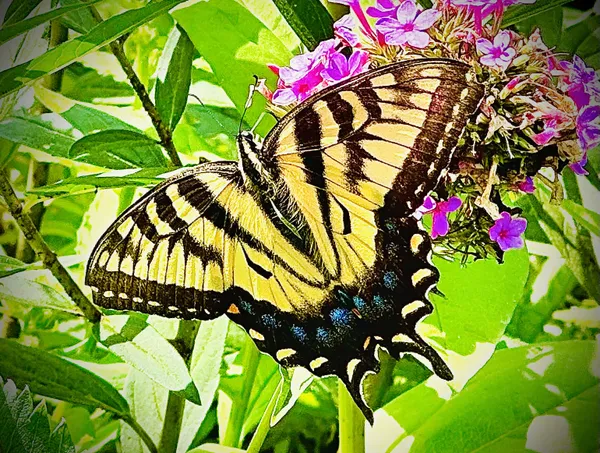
86,58,483,423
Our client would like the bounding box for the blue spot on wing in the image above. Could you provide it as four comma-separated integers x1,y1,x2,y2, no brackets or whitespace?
291,325,307,342
330,308,352,327
316,327,331,345
383,271,398,290
353,296,366,310
261,314,278,328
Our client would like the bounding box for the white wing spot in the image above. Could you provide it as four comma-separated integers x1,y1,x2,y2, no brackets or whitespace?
276,348,296,361
392,333,413,343
103,290,114,298
118,293,128,299
347,358,361,381
412,268,434,286
133,297,143,303
168,305,179,311
310,357,328,370
249,329,265,341
187,308,197,313
148,300,160,307
401,300,426,318
410,234,424,254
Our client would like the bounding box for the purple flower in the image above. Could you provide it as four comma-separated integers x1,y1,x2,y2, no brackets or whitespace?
518,176,535,193
476,31,515,71
451,0,535,33
377,1,441,48
576,105,600,151
489,212,527,251
330,0,377,41
569,152,588,176
417,195,462,238
322,50,370,83
560,55,600,109
334,14,362,48
366,0,401,19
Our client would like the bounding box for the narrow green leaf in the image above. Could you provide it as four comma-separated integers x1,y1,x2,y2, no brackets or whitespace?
29,168,167,197
178,317,229,453
0,0,104,46
188,445,246,453
270,367,313,425
407,341,599,453
69,130,168,169
62,104,141,135
171,0,293,137
99,315,201,405
562,199,600,236
502,0,571,27
0,340,131,417
48,420,77,453
0,116,75,158
271,0,334,50
120,369,168,453
57,0,99,34
0,256,33,278
0,270,79,314
0,0,186,100
155,26,195,131
2,0,43,26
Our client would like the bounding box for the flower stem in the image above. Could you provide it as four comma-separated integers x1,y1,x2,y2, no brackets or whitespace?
0,172,101,323
88,7,182,168
338,380,365,453
222,335,260,447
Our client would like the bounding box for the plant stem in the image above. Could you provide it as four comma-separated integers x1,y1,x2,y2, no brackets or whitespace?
338,381,365,453
158,319,200,453
0,172,101,323
222,335,260,448
88,7,182,168
123,415,159,453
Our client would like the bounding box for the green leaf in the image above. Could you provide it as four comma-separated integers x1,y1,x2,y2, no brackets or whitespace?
557,14,600,54
407,341,599,453
427,249,529,382
2,0,43,26
98,315,201,405
29,168,167,197
178,317,229,452
0,256,33,278
120,369,168,453
69,130,168,169
188,445,246,453
0,270,79,314
0,340,131,417
501,0,571,27
0,1,104,45
155,26,195,131
171,0,293,138
271,0,334,50
62,104,141,135
0,0,187,100
270,367,313,425
562,199,600,236
0,379,77,453
57,0,99,34
515,7,563,48
0,116,75,158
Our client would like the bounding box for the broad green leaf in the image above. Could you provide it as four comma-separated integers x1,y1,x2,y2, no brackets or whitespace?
0,379,77,453
69,130,168,169
171,0,293,137
573,28,600,66
62,104,141,134
57,0,99,34
557,14,600,54
2,0,43,26
155,26,195,131
270,367,313,425
120,369,168,453
0,270,79,314
99,315,201,405
271,0,334,50
427,249,529,385
0,256,33,278
515,7,563,48
0,340,131,417
0,0,187,100
178,317,229,453
29,168,167,197
562,199,600,236
0,116,75,158
502,0,571,27
61,62,134,103
407,341,599,453
0,0,104,45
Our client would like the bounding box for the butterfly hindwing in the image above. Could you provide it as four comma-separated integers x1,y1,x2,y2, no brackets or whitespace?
86,58,483,423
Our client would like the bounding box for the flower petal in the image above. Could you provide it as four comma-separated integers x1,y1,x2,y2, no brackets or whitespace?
272,88,297,105
494,30,511,49
476,37,495,54
396,0,417,23
405,30,431,48
441,196,462,212
431,212,450,238
414,9,441,30
420,195,437,212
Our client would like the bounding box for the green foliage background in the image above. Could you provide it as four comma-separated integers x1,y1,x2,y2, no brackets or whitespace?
0,0,598,452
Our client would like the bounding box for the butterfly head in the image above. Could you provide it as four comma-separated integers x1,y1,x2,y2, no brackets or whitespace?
237,130,269,185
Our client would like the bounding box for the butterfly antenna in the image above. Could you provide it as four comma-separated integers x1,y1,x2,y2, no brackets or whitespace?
239,75,259,134
188,93,229,135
